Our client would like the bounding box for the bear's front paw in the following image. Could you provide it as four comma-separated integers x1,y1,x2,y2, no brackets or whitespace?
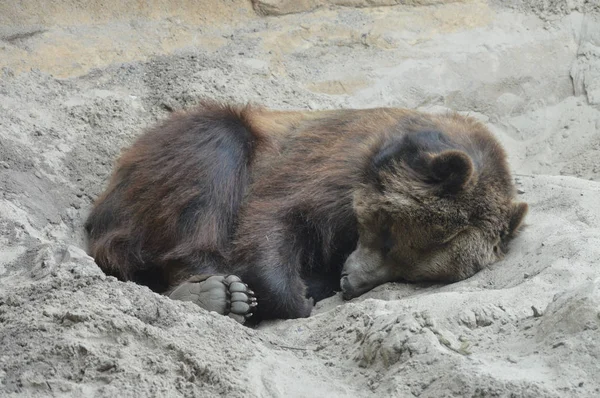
168,275,257,324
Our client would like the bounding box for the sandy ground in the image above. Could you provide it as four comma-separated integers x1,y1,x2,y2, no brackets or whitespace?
1,0,600,396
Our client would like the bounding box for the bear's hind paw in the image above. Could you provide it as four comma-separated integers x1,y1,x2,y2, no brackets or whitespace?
168,274,257,324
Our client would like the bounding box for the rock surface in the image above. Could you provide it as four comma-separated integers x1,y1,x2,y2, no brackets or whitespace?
1,1,600,397
251,0,467,16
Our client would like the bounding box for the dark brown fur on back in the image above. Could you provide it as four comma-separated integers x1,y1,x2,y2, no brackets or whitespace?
86,104,265,291
85,102,526,320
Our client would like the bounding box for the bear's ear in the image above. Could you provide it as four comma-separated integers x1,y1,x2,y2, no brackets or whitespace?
428,150,475,193
508,202,528,236
369,134,475,194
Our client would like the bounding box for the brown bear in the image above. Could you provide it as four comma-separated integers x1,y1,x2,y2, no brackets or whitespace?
84,102,527,324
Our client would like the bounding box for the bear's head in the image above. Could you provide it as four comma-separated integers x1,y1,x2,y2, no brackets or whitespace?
341,114,527,299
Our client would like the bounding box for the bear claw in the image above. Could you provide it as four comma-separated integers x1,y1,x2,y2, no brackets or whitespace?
168,274,257,324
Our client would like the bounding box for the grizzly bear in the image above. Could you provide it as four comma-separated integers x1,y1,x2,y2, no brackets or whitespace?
84,102,527,324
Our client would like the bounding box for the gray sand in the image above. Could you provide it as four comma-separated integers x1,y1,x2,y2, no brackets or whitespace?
1,0,599,396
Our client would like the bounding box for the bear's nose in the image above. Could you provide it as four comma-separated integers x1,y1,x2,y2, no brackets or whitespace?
340,275,357,300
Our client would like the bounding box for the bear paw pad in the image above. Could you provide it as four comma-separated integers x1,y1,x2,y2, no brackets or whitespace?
169,275,257,324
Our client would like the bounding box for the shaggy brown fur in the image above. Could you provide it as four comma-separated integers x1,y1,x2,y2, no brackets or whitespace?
85,102,527,321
